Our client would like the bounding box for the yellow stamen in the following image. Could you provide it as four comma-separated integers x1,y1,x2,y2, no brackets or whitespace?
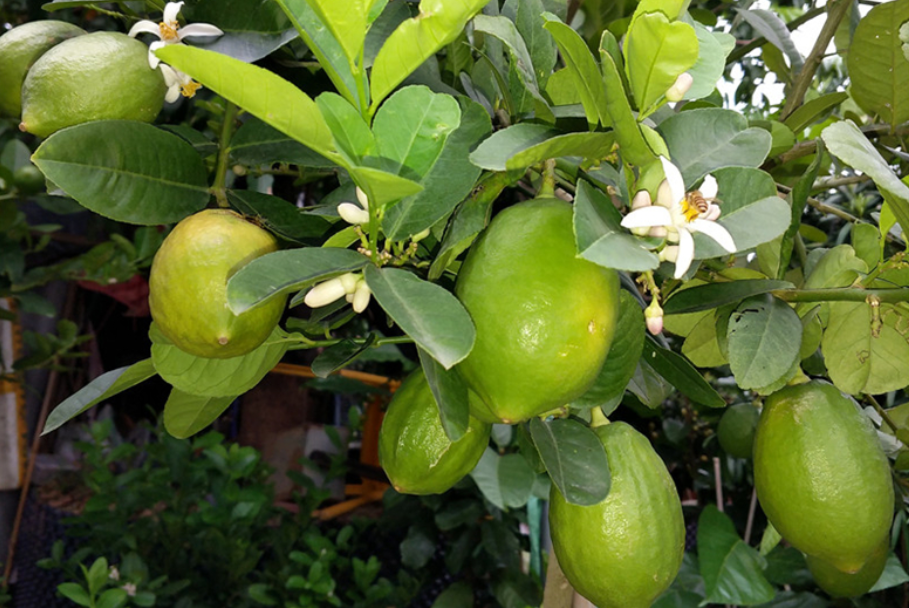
159,20,179,41
181,81,202,98
681,196,700,223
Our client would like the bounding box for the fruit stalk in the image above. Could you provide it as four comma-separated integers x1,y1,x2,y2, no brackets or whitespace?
212,101,240,208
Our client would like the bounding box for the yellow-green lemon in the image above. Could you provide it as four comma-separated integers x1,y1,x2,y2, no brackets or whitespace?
806,537,889,598
717,403,760,459
0,20,85,118
550,422,685,608
754,381,893,573
454,198,619,424
20,31,166,137
149,209,284,359
379,368,490,495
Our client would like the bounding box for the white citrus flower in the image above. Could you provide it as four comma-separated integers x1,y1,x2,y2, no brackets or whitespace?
621,156,735,279
159,64,201,102
129,1,223,69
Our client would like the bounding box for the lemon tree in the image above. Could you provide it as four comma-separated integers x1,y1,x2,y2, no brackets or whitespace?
11,0,909,604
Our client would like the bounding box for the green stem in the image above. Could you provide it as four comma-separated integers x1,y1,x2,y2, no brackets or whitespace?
285,333,415,350
212,102,239,208
770,287,909,304
867,395,901,436
590,407,610,428
540,159,556,198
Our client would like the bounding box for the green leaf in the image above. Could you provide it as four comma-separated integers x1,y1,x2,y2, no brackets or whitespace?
364,265,475,369
726,296,802,392
431,581,474,608
778,141,824,279
758,522,782,556
57,583,91,607
661,109,772,185
599,50,654,167
695,196,790,260
623,11,698,111
150,324,288,398
469,447,536,509
349,165,424,209
529,417,610,506
869,553,909,592
698,505,776,606
226,248,369,314
43,360,157,435
663,280,795,315
737,9,804,74
682,312,727,368
572,290,646,413
227,190,331,242
822,120,909,236
155,45,343,165
372,85,461,180
32,121,209,225
642,339,725,407
181,0,295,63
822,301,909,395
542,18,610,128
316,92,376,163
418,348,469,442
370,0,488,109
574,180,660,272
304,0,372,67
164,388,237,439
96,588,128,608
383,97,491,241
515,0,557,87
852,223,882,269
311,334,376,378
469,124,614,172
847,0,909,127
783,92,848,133
230,117,335,167
685,24,733,100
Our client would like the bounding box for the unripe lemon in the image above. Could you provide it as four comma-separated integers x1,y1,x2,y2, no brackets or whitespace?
20,31,166,137
717,403,760,459
0,20,85,118
379,368,490,495
754,381,893,573
12,165,46,195
806,537,889,598
149,209,284,359
549,422,685,608
454,198,619,424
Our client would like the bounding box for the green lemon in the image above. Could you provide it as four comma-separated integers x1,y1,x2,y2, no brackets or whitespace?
149,209,285,359
12,165,45,195
0,20,85,118
807,537,889,598
379,368,490,495
20,31,166,138
717,403,760,459
454,198,619,424
754,381,894,573
550,422,685,608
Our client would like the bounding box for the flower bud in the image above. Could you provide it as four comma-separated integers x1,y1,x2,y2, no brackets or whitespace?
412,228,431,243
665,72,693,102
645,301,664,335
649,226,668,238
304,277,347,308
631,190,652,210
659,245,679,263
338,202,369,225
352,281,372,313
339,272,360,294
356,187,370,210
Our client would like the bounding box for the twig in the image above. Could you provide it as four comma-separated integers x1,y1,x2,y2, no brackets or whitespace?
713,457,724,512
744,489,758,544
812,174,873,191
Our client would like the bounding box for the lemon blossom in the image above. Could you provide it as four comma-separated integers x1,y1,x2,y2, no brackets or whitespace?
128,2,223,69
304,272,372,313
159,64,201,103
337,187,370,225
621,156,736,279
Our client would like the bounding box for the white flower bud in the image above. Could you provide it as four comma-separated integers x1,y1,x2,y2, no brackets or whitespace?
338,202,369,225
649,226,668,238
352,282,371,313
665,72,693,102
412,228,431,243
645,301,664,335
631,190,652,210
339,272,360,294
659,246,679,263
657,177,674,208
355,187,369,210
304,278,347,308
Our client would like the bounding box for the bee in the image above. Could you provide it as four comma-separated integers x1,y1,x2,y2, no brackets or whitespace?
686,190,722,216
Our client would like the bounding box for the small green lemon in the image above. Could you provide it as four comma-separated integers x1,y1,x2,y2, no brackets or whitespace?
20,31,166,137
454,198,619,424
754,381,894,573
717,403,760,459
550,422,685,608
807,537,889,598
12,165,45,195
379,368,490,495
149,209,285,359
0,20,85,118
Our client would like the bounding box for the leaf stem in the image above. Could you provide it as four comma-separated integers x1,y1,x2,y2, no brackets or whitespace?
771,287,909,304
212,101,239,209
540,159,556,197
589,407,610,428
866,394,902,437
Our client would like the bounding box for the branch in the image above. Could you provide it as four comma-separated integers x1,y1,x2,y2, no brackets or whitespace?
771,287,909,304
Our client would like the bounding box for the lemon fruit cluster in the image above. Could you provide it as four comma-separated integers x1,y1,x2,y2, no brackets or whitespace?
550,422,685,608
454,198,619,424
378,368,490,495
149,209,285,359
19,31,166,137
754,381,893,575
0,20,85,118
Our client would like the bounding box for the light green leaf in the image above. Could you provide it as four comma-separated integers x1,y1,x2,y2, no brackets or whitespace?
43,360,157,435
349,165,424,209
370,0,488,109
783,92,848,133
150,324,288,398
847,0,909,127
737,8,804,74
803,244,868,290
164,389,237,439
694,196,790,259
227,248,369,314
623,11,698,111
599,50,654,167
315,92,376,163
542,17,609,128
364,265,475,369
726,296,802,391
469,447,536,509
682,313,727,368
469,124,613,171
155,45,343,165
685,23,732,100
869,554,909,592
304,0,372,67
418,348,469,442
32,121,209,225
529,417,610,506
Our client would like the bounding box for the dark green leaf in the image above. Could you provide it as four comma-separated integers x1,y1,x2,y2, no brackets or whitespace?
783,92,848,133
164,389,237,439
316,93,376,163
32,121,209,225
469,447,536,510
227,190,331,242
230,117,335,167
529,417,610,506
418,348,469,442
663,280,795,315
431,581,474,608
469,124,614,172
778,141,824,279
869,553,909,592
642,339,725,408
542,18,609,127
737,9,803,74
311,334,376,378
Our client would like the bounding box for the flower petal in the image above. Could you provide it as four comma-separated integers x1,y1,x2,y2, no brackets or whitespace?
674,229,695,279
659,156,686,207
163,1,185,24
148,41,166,68
352,283,371,313
700,174,718,200
702,204,721,221
178,23,224,39
128,20,161,38
165,86,181,103
621,205,673,229
691,218,736,253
